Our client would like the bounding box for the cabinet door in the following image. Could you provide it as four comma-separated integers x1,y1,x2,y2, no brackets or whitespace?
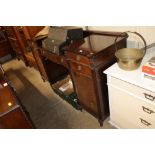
72,71,98,116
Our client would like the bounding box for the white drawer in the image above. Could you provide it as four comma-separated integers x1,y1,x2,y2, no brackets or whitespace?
109,85,155,129
108,76,155,104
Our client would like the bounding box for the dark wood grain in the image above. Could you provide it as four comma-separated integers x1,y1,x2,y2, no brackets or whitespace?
0,67,34,129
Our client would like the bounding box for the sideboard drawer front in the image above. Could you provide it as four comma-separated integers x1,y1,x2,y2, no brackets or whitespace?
42,50,68,68
70,61,92,77
67,52,90,65
109,76,155,104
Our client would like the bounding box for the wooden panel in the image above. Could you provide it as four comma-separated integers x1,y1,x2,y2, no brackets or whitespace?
71,71,98,115
67,52,90,65
0,86,18,115
70,61,91,77
44,60,69,84
0,41,12,58
0,67,33,129
42,50,68,69
0,107,33,129
0,28,13,58
27,26,44,38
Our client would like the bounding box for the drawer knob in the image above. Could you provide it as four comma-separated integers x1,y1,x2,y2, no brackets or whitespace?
142,106,155,114
140,118,151,126
143,93,155,101
77,65,82,70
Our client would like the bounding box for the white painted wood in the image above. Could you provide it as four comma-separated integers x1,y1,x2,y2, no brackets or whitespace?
108,85,155,129
104,47,155,93
109,76,155,105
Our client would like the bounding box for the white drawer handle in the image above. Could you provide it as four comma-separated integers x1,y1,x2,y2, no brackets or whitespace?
140,118,151,126
144,93,155,101
142,106,155,114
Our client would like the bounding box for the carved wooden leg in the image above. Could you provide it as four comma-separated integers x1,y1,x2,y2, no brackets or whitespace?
99,119,103,127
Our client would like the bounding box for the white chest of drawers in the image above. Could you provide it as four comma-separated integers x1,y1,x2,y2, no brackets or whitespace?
104,48,155,129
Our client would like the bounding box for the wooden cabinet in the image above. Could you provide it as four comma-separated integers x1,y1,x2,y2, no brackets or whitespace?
67,31,127,125
0,66,34,129
104,49,155,128
67,52,99,116
41,30,127,125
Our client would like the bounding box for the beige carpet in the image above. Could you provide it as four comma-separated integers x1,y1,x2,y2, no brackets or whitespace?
3,59,115,129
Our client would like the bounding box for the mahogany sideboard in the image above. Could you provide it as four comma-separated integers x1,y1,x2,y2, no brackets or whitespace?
34,30,128,125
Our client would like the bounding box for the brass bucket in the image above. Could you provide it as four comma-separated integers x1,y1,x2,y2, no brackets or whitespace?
115,31,147,71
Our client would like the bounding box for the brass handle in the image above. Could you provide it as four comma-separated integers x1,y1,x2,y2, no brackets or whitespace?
144,93,155,101
77,65,82,70
142,106,155,114
114,31,147,56
140,118,151,126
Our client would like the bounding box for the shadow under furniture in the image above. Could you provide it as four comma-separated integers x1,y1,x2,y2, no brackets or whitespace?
37,30,128,126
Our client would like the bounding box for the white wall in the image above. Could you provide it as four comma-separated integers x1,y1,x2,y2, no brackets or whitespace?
87,26,155,47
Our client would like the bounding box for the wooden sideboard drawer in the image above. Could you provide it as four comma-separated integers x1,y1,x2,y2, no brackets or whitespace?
109,85,155,128
42,50,68,68
108,76,155,104
67,52,90,65
70,61,92,77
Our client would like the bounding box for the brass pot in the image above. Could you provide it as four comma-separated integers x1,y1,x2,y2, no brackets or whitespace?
115,31,147,71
